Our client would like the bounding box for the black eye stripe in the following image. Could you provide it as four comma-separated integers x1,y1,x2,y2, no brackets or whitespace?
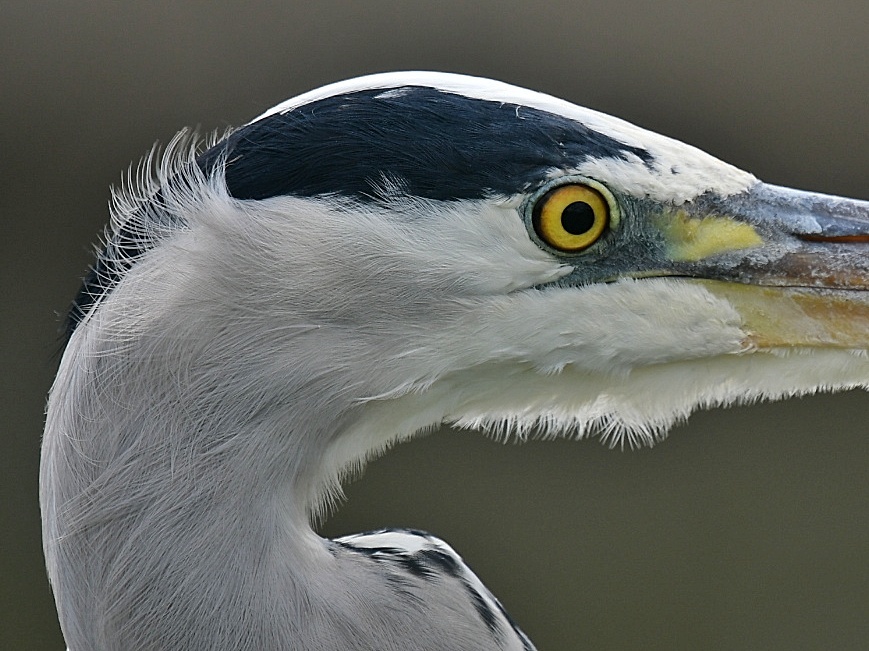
198,87,653,203
67,87,650,342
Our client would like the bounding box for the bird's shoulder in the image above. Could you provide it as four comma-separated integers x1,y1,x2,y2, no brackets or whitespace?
331,528,536,651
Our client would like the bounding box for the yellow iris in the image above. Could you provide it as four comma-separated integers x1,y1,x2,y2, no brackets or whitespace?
533,184,610,253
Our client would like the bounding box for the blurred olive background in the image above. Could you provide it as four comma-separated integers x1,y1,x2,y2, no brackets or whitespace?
2,1,867,649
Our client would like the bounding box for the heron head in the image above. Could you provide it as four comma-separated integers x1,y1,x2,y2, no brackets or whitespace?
72,72,868,464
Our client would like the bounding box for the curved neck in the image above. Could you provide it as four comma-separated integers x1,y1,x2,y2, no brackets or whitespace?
41,321,519,649
40,328,366,649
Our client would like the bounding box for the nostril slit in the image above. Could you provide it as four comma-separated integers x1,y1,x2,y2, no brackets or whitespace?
797,234,869,243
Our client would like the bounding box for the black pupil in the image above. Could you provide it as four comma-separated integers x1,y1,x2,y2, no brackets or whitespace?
561,202,597,235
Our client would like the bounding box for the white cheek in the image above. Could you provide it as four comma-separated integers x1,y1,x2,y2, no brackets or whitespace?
468,278,749,375
329,200,574,295
428,203,573,292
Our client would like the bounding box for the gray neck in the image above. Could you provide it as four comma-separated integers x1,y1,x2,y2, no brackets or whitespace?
41,319,351,648
41,320,525,650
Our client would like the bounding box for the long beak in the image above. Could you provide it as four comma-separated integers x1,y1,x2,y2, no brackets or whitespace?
658,182,869,349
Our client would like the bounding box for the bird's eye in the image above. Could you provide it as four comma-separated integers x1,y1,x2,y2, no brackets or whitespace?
532,183,610,253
